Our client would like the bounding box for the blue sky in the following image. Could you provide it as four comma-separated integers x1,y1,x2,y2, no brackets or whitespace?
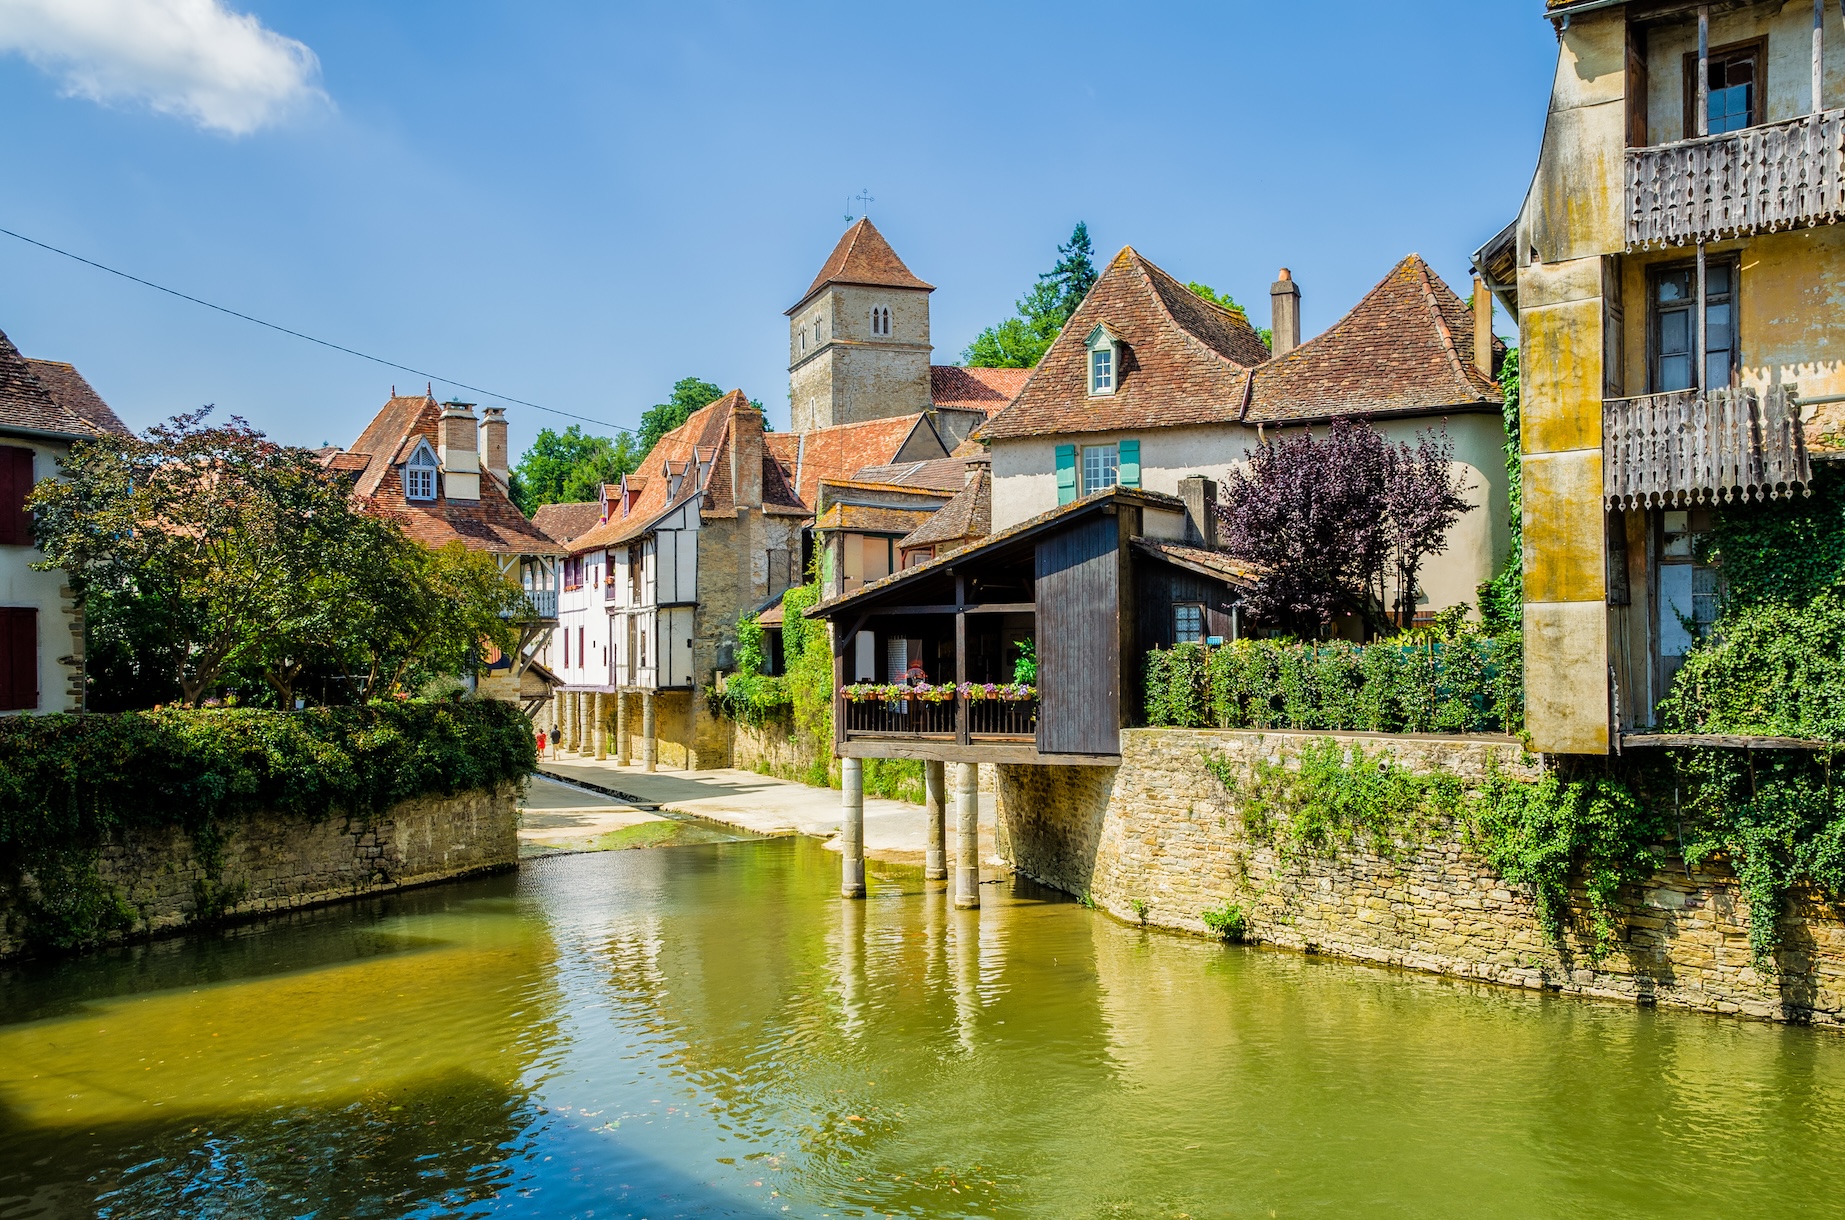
0,1,1558,459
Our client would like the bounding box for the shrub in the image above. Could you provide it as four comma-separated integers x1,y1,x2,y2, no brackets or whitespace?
1201,902,1248,941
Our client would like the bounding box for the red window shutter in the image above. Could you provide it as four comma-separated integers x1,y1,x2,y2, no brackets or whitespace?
0,447,31,547
0,607,37,711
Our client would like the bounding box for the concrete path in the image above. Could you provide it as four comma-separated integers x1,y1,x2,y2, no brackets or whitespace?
532,756,999,865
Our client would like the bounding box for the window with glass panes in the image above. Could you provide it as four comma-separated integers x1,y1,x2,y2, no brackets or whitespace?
405,454,437,500
1081,444,1118,495
1650,260,1736,393
1090,347,1113,394
1173,603,1205,644
1685,42,1761,136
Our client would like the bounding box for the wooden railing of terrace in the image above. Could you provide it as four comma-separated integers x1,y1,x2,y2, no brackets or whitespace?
1603,385,1811,509
1626,110,1845,250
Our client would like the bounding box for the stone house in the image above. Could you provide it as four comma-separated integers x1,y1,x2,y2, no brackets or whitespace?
0,328,131,713
977,247,1511,627
320,392,563,704
1480,0,1845,754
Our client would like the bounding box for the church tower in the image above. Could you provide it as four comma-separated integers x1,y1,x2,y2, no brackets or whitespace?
787,219,934,432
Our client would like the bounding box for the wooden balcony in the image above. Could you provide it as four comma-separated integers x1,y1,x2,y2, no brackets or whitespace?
840,689,1039,756
1627,110,1845,250
511,588,558,621
1603,385,1811,509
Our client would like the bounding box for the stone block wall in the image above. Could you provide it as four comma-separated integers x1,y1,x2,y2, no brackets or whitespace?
1,782,521,960
997,729,1845,1027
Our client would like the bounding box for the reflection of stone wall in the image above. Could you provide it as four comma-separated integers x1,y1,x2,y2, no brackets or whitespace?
2,782,521,960
998,729,1845,1027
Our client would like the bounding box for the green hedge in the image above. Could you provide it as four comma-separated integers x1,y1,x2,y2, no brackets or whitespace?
1144,637,1524,736
1,700,536,951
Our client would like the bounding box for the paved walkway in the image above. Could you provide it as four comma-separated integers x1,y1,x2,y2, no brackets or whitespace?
529,756,999,865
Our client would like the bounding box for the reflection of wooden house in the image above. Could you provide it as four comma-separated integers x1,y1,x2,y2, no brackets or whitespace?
805,484,1251,765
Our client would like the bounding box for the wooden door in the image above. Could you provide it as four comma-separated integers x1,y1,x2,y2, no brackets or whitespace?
1034,517,1121,756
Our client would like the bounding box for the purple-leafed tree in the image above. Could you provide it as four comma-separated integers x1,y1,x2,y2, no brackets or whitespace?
1217,418,1474,638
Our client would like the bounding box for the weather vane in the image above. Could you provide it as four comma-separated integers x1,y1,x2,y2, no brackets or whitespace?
844,189,875,223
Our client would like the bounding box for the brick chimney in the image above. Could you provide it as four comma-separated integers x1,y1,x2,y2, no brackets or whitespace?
1178,475,1218,548
1270,269,1301,357
478,406,509,484
438,400,480,502
964,452,990,487
729,398,764,510
1472,276,1496,381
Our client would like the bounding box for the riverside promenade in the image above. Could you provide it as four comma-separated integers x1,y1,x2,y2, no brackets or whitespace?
524,759,1000,867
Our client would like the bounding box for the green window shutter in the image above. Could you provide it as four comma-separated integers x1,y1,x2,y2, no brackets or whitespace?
1055,444,1078,505
1118,439,1141,488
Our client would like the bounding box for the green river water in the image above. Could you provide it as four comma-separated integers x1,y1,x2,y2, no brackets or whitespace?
3,832,1844,1219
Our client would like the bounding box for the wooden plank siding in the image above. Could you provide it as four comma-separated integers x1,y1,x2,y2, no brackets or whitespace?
1136,564,1239,652
1034,514,1123,756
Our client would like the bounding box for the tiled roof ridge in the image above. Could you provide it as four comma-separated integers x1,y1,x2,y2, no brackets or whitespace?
1408,254,1484,403
790,218,934,312
0,329,95,437
1131,250,1267,372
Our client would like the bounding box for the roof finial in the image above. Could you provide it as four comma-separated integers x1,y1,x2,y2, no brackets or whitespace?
844,188,875,224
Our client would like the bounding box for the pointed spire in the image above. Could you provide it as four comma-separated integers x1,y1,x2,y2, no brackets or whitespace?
787,218,934,314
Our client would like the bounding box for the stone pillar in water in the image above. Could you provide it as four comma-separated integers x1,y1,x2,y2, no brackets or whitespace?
924,760,947,880
615,691,631,766
642,692,657,772
953,761,980,908
841,756,866,899
593,691,608,760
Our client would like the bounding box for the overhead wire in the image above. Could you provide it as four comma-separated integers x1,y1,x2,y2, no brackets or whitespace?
0,224,637,436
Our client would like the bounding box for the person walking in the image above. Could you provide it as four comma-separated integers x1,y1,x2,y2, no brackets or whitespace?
535,728,548,759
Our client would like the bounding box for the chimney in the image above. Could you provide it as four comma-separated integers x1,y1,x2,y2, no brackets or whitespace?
437,400,480,501
1270,269,1301,357
728,399,764,511
1472,276,1496,381
479,406,509,484
964,452,990,488
1178,475,1218,549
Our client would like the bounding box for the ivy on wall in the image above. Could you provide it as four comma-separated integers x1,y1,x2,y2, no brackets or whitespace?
0,700,536,950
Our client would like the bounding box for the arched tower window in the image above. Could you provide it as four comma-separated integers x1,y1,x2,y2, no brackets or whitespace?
870,305,891,336
813,318,823,345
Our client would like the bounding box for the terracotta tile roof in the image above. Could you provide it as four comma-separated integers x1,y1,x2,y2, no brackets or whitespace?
566,390,805,554
789,218,933,313
532,500,607,546
328,393,558,555
808,485,1184,618
950,438,986,458
1244,255,1503,423
898,462,990,553
816,503,940,534
22,359,131,437
773,413,942,508
930,365,1031,414
976,248,1268,441
852,456,970,491
1131,538,1261,588
0,330,127,439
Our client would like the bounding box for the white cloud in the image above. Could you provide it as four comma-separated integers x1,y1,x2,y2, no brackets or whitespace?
0,0,325,135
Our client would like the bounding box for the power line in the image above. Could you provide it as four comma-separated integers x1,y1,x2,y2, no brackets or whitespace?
0,224,637,436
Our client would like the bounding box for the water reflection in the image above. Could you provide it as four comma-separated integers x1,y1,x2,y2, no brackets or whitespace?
3,836,1845,1218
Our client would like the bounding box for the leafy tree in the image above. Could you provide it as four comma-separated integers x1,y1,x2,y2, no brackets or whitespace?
963,222,1100,368
637,378,767,461
30,410,523,709
1217,419,1474,638
509,425,639,514
1186,281,1273,348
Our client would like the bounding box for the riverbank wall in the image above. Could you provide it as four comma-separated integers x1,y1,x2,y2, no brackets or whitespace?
996,729,1845,1028
0,782,520,960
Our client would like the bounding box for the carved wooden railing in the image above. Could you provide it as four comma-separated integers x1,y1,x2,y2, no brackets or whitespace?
968,697,1038,739
512,588,557,620
1626,110,1845,249
841,698,957,737
1603,385,1811,509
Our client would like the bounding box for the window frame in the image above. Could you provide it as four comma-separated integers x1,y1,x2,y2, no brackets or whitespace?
1173,602,1206,646
1682,37,1766,139
1086,324,1120,397
1646,255,1739,394
404,441,439,502
1081,444,1119,496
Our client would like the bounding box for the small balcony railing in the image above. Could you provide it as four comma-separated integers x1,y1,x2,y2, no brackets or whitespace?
842,696,958,737
968,695,1038,739
1604,384,1811,509
511,588,558,621
1627,109,1845,250
838,684,1039,743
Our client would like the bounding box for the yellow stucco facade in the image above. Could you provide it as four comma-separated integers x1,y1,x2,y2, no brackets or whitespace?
1498,0,1845,754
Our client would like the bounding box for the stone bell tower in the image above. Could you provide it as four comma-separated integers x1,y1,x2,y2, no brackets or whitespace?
787,218,935,432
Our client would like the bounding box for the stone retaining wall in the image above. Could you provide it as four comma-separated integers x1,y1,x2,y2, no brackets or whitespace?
1,782,521,960
997,729,1845,1028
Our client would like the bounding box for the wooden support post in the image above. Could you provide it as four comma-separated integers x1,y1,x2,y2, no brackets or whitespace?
642,691,657,773
1818,0,1827,114
952,761,980,909
615,690,631,766
593,691,607,760
841,757,866,899
924,760,947,880
1696,242,1708,391
1697,6,1710,138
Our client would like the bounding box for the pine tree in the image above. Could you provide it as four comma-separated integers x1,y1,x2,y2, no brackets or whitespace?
962,222,1100,368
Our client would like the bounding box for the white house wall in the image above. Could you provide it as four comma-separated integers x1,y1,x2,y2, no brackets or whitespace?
988,414,1511,616
1,438,79,713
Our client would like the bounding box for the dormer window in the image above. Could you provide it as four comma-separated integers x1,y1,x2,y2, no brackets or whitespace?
870,305,891,336
1086,324,1121,396
404,441,438,501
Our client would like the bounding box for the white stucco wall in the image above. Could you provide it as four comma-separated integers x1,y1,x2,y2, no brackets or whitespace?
2,437,81,713
988,414,1512,617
